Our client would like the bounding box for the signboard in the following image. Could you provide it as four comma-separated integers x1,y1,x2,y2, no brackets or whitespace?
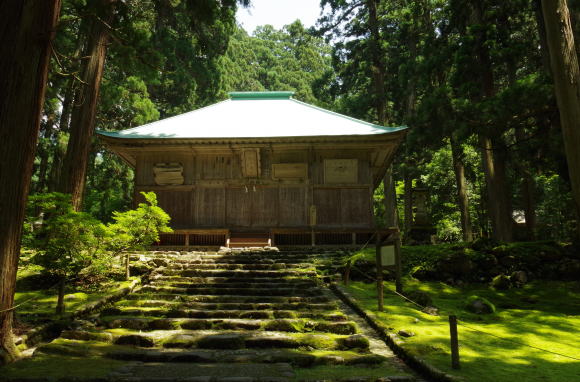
272,163,308,179
153,162,184,185
380,244,396,266
324,159,358,184
242,149,260,178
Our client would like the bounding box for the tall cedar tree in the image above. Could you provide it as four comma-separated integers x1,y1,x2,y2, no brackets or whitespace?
0,0,62,364
59,0,117,210
541,0,580,239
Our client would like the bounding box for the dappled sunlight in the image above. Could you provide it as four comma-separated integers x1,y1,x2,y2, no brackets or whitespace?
346,280,580,381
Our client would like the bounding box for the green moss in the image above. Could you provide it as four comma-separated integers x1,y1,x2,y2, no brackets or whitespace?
0,355,126,379
345,280,580,382
293,364,409,380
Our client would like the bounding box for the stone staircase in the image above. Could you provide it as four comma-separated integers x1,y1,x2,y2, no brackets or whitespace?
8,250,416,381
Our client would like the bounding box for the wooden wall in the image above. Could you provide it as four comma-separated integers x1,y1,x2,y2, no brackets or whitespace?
135,147,374,230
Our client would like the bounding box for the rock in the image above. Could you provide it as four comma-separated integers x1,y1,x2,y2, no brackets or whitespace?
196,334,244,349
338,334,369,350
151,258,169,267
130,263,152,276
491,274,511,290
465,295,495,314
115,335,155,347
61,330,113,343
64,294,79,301
263,319,300,332
499,255,517,268
436,252,474,278
510,271,528,287
404,290,433,307
397,329,415,338
421,306,439,316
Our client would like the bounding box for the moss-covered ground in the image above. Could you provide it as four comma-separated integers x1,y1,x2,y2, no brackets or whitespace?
345,279,580,382
14,260,135,323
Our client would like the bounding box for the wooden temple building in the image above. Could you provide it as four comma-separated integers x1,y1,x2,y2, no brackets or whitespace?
97,91,407,248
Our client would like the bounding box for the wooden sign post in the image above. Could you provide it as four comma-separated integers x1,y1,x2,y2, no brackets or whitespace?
375,228,403,311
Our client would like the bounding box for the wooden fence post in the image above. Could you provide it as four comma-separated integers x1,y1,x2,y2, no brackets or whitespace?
394,234,403,293
375,232,384,312
449,315,460,369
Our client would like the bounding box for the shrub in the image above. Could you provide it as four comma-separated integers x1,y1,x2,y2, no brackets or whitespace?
26,193,110,314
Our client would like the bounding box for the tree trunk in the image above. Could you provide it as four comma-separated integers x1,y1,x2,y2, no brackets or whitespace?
515,127,537,240
480,137,514,241
472,0,513,242
59,0,117,210
49,76,76,192
383,166,399,228
450,136,474,242
403,172,413,241
367,0,388,125
56,278,66,315
34,117,56,193
541,0,580,240
534,0,553,75
0,0,62,365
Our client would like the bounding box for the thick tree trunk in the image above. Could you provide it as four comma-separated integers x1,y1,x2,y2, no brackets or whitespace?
383,166,399,228
0,0,61,365
403,172,413,240
534,0,553,75
480,137,514,241
59,0,116,210
515,127,537,240
450,136,474,242
35,117,55,193
472,0,513,242
367,0,398,230
49,76,76,192
541,0,580,240
367,0,388,125
56,278,66,315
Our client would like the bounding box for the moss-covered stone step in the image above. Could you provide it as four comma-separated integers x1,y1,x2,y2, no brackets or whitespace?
100,317,358,334
167,257,315,265
100,306,348,321
106,348,386,367
37,338,379,369
161,269,317,278
115,299,338,312
61,329,370,351
122,293,332,304
165,263,313,270
148,281,318,290
139,285,323,297
150,275,316,284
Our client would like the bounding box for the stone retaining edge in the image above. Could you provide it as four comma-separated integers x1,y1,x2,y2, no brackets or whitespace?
15,278,141,349
330,283,463,382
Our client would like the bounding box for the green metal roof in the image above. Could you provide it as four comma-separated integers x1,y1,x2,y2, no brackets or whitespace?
97,91,407,140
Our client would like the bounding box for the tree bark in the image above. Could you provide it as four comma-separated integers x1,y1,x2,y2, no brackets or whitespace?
59,0,117,210
472,0,513,242
403,172,413,240
450,136,474,242
515,127,537,240
541,0,580,240
0,0,62,365
56,278,66,315
383,166,399,228
34,116,56,193
480,136,513,241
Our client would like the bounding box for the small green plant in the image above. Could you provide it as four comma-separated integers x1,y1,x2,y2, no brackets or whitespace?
26,193,110,314
106,192,172,279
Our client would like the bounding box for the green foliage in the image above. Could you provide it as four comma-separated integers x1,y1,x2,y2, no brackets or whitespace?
106,192,173,253
219,21,334,106
26,193,110,280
